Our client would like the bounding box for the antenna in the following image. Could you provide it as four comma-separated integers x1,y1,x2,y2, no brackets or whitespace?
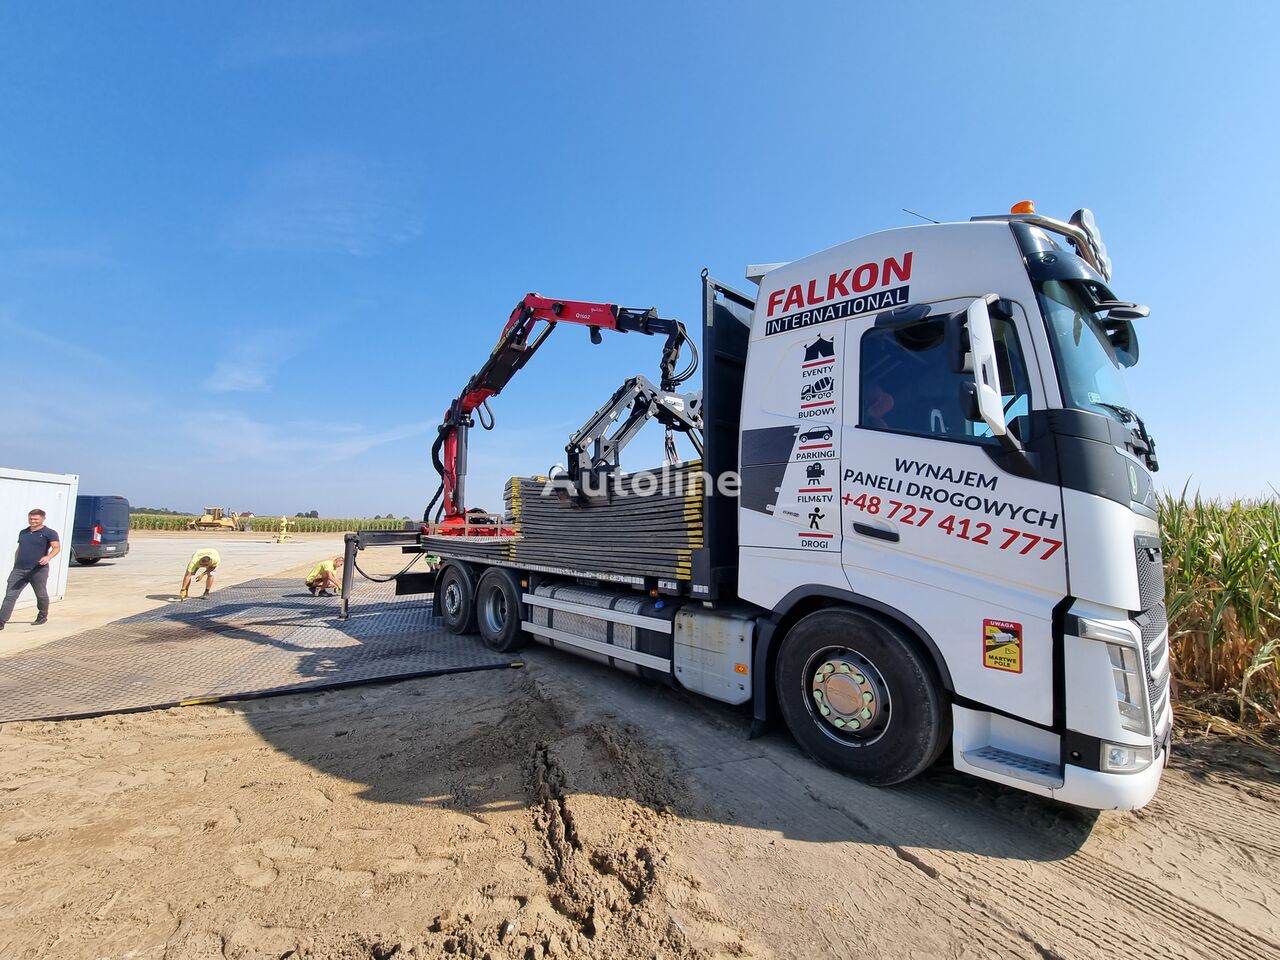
902,207,940,224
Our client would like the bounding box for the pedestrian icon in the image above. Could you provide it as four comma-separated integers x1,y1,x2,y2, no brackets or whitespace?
808,507,825,530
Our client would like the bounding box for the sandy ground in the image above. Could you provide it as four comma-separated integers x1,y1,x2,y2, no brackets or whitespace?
2,538,1279,959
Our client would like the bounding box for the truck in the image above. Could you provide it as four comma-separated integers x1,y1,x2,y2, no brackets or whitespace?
341,202,1171,811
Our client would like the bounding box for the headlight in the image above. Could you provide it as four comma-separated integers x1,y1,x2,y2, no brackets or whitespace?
1101,741,1154,774
1077,616,1155,742
1106,641,1151,736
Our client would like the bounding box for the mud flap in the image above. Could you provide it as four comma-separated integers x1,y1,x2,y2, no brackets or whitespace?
395,571,439,596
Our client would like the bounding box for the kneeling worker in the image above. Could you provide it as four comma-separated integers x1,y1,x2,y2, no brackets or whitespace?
180,549,221,600
305,555,344,596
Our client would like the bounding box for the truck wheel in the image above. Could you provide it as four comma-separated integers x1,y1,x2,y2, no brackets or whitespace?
475,568,527,653
437,563,478,635
76,557,101,566
776,608,946,786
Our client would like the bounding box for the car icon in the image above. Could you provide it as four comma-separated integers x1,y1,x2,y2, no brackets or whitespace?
799,425,833,442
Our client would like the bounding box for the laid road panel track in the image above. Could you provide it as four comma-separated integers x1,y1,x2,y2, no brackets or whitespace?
0,577,520,723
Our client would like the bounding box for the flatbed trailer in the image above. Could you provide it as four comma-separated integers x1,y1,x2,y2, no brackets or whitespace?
343,205,1173,811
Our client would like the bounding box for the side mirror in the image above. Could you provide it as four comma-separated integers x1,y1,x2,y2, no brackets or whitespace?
945,311,971,374
965,297,1007,437
1100,302,1149,321
958,381,981,421
1105,319,1140,367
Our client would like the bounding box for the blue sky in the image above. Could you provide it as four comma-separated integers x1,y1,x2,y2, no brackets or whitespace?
1,2,1275,516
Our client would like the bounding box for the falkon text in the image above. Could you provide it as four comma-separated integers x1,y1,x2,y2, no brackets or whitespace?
764,252,914,337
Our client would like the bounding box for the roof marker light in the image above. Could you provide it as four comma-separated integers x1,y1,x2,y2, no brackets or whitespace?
1010,200,1036,214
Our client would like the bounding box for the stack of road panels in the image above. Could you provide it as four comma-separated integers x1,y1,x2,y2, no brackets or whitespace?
504,461,705,581
420,531,514,563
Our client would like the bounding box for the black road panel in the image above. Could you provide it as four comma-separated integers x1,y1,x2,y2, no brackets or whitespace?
0,577,519,723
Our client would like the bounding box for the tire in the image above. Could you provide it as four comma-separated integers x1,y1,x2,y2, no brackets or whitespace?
776,608,946,786
437,562,478,635
76,557,101,566
475,567,528,653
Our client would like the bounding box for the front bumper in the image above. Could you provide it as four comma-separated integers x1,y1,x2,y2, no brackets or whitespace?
1053,735,1169,810
952,701,1172,811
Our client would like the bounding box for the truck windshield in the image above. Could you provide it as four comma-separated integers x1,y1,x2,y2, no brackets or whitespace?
1036,279,1134,419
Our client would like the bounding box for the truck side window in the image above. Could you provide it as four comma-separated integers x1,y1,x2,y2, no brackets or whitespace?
859,314,1031,443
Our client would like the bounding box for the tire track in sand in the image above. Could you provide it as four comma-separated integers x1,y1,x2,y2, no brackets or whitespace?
728,739,1280,960
901,774,1280,960
687,754,1045,960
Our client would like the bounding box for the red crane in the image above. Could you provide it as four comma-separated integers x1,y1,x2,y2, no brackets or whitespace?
426,293,694,533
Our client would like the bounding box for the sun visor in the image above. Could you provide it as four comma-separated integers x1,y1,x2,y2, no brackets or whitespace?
1012,222,1111,290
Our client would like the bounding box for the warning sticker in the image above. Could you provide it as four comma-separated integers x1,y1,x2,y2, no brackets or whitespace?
983,619,1023,673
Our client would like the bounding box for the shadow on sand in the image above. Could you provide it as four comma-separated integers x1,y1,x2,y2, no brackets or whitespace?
234,615,1103,863
16,575,1111,861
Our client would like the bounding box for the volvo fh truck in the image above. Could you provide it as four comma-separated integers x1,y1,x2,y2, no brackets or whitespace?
345,203,1170,810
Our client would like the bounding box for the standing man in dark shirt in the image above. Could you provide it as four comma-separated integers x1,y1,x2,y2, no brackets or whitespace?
0,508,61,630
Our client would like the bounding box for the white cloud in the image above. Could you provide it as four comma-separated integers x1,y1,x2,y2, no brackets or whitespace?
0,223,118,272
200,328,302,394
203,361,269,393
176,410,434,467
222,151,425,256
220,27,408,68
0,309,101,365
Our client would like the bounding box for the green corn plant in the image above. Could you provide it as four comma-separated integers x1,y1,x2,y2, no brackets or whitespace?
1160,490,1280,725
1238,635,1280,725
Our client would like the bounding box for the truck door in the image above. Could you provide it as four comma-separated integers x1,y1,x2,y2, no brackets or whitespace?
839,299,1068,727
738,323,848,600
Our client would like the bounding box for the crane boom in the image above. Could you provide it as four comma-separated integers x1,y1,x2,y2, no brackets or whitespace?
426,292,695,529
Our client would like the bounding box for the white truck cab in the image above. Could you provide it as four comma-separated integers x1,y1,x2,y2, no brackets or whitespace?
738,207,1169,809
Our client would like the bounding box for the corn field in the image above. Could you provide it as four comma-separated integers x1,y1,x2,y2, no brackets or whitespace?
1160,493,1280,728
129,515,411,533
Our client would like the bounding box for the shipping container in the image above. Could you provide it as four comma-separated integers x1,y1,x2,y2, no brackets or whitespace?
0,466,79,611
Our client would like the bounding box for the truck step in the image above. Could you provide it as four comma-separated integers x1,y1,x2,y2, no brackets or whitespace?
960,745,1063,789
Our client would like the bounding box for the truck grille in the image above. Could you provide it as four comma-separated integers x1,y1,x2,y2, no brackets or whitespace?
1138,603,1170,708
1135,534,1171,742
1134,534,1166,612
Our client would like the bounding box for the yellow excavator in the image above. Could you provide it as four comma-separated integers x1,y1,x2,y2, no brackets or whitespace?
187,507,238,531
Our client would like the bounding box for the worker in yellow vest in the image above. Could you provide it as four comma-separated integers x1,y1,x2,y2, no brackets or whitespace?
180,549,221,600
305,555,344,596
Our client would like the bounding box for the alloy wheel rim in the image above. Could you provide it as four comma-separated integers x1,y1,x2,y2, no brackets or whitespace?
804,646,892,745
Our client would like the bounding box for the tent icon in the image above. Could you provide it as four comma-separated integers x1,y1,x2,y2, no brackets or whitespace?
804,336,835,363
